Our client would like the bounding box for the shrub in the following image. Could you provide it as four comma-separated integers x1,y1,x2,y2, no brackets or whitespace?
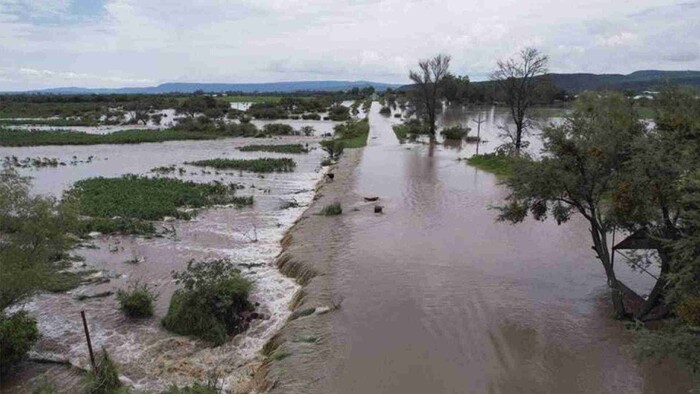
441,126,470,140
677,297,700,326
261,123,295,136
301,113,321,120
187,158,296,173
161,260,253,346
116,283,157,318
379,106,392,116
83,349,122,394
320,202,342,216
321,118,370,150
300,125,315,136
0,311,39,373
321,141,345,160
328,105,350,121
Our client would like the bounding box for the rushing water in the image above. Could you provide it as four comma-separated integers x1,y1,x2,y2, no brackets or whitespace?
319,104,691,393
0,136,329,392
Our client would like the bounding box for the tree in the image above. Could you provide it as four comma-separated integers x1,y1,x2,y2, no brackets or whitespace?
610,87,700,320
409,54,451,137
492,47,548,155
497,92,646,318
442,74,470,104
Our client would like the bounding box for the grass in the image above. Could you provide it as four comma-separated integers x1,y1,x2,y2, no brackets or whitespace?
320,202,342,216
239,144,309,154
322,118,370,149
163,381,220,394
116,283,158,318
83,349,124,394
78,217,156,236
67,175,253,221
0,128,218,147
218,95,315,104
466,154,515,177
187,158,296,173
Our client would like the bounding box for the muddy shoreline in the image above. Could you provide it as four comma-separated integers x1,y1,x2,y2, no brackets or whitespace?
253,148,363,393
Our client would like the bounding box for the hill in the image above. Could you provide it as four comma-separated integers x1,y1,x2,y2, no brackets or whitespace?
546,70,700,92
20,80,400,95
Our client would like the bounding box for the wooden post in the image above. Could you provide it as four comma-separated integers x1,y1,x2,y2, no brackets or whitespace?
472,112,485,155
81,311,96,369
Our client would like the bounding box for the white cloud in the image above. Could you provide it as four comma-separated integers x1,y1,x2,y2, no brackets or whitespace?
0,0,697,90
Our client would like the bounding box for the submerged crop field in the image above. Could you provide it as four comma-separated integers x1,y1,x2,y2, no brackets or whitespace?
187,157,297,172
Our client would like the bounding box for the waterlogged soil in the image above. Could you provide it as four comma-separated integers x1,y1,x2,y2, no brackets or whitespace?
0,136,329,392
262,103,691,393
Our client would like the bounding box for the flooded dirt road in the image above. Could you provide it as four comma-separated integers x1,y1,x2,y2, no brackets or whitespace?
317,104,690,393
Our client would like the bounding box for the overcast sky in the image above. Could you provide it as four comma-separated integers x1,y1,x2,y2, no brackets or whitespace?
0,0,698,90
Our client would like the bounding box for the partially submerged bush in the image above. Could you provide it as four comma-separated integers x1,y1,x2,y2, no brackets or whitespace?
0,311,39,373
677,297,700,326
161,260,253,345
83,349,123,394
320,202,342,216
379,106,392,116
261,123,296,136
441,126,470,140
116,283,157,318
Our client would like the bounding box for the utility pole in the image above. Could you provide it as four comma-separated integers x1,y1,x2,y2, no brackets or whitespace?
472,112,486,155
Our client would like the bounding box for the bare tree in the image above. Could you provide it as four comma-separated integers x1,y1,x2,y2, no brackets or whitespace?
409,54,451,138
491,47,548,155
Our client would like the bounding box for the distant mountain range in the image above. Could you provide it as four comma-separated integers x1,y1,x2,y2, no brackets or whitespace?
7,70,700,95
18,81,401,95
545,70,700,92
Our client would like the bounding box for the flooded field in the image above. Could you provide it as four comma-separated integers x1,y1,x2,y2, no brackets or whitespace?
0,135,330,392
307,104,690,393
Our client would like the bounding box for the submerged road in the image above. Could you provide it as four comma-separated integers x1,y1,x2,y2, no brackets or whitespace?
316,103,690,393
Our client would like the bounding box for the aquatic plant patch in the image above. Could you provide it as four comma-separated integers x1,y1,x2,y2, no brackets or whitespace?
187,158,296,173
239,144,309,154
0,129,217,147
66,175,253,221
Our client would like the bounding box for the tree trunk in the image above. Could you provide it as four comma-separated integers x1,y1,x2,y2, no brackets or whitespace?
590,223,627,319
635,248,671,320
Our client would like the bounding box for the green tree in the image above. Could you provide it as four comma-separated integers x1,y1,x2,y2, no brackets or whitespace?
497,92,646,318
611,87,700,319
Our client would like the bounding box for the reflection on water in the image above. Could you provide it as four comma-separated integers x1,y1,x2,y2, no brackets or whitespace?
323,103,690,393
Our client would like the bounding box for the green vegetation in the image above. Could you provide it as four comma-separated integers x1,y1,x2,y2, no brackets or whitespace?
116,283,157,318
0,129,217,147
379,106,392,116
78,217,155,236
161,259,253,345
320,202,342,216
83,349,125,394
239,144,309,154
441,126,470,140
328,104,350,121
392,119,426,143
466,154,515,177
187,158,296,173
321,118,370,151
67,175,252,222
261,123,296,136
0,311,39,373
219,95,287,103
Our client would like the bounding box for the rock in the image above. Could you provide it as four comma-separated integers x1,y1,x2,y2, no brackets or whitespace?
374,205,383,213
163,216,176,222
315,306,331,315
88,231,102,239
364,196,379,202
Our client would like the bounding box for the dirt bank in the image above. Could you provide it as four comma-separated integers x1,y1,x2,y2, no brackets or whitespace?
252,148,364,393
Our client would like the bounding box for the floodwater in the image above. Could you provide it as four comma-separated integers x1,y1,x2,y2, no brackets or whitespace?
0,136,330,392
322,104,690,393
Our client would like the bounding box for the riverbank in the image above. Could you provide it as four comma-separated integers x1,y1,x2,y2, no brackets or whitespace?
252,148,364,393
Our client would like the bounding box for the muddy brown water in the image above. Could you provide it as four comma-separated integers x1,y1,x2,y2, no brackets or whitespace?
318,104,691,393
